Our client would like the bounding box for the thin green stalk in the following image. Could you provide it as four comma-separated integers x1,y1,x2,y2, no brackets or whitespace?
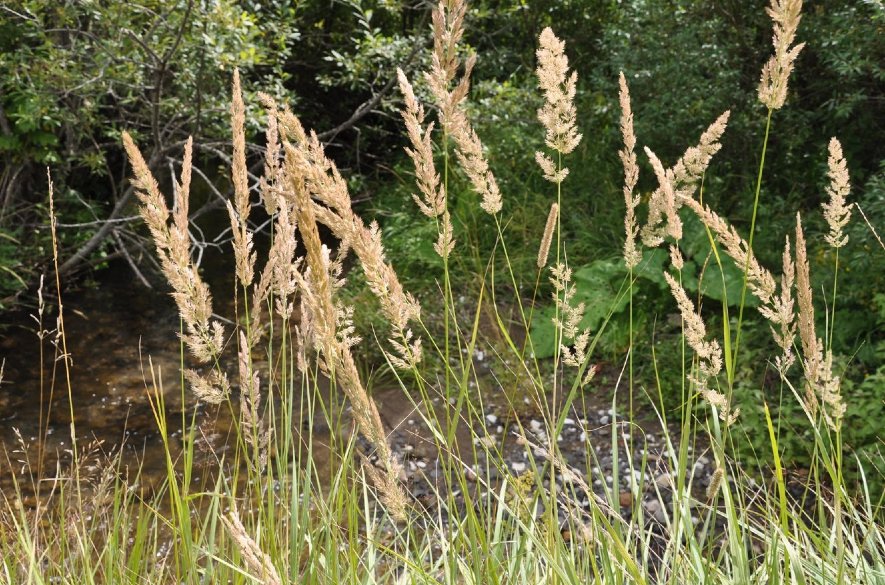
829,249,840,351
732,108,773,384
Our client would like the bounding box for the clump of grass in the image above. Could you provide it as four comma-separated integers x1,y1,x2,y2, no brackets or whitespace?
1,0,883,583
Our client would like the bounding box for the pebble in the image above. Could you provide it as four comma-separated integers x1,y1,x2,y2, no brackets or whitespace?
654,473,672,488
529,419,543,432
486,414,498,425
511,462,526,473
618,491,633,507
644,499,667,523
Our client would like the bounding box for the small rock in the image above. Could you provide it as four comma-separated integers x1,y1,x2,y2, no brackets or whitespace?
643,499,667,523
618,491,633,508
486,413,498,425
529,419,543,432
654,473,672,488
511,462,526,473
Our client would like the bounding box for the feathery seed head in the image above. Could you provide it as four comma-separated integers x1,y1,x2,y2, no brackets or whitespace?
124,132,226,373
257,92,282,215
643,147,682,244
619,72,641,268
536,27,581,159
398,68,446,220
822,137,851,248
230,69,256,287
664,271,735,424
758,0,805,110
222,506,283,585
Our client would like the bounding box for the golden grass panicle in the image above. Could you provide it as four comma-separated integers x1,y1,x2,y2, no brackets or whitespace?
397,68,445,219
282,120,422,368
434,209,456,260
794,213,817,393
671,110,730,195
641,112,729,247
550,263,594,385
424,1,501,214
257,92,282,215
681,198,777,308
663,271,736,425
794,214,844,429
123,132,228,401
228,69,257,288
618,72,641,269
772,236,797,374
426,0,468,127
269,201,302,321
450,100,502,214
237,331,262,452
758,0,805,110
222,506,283,585
537,202,559,269
643,146,682,244
294,162,408,519
669,245,684,271
184,369,230,405
397,67,456,255
822,137,851,249
283,138,409,519
536,27,581,158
